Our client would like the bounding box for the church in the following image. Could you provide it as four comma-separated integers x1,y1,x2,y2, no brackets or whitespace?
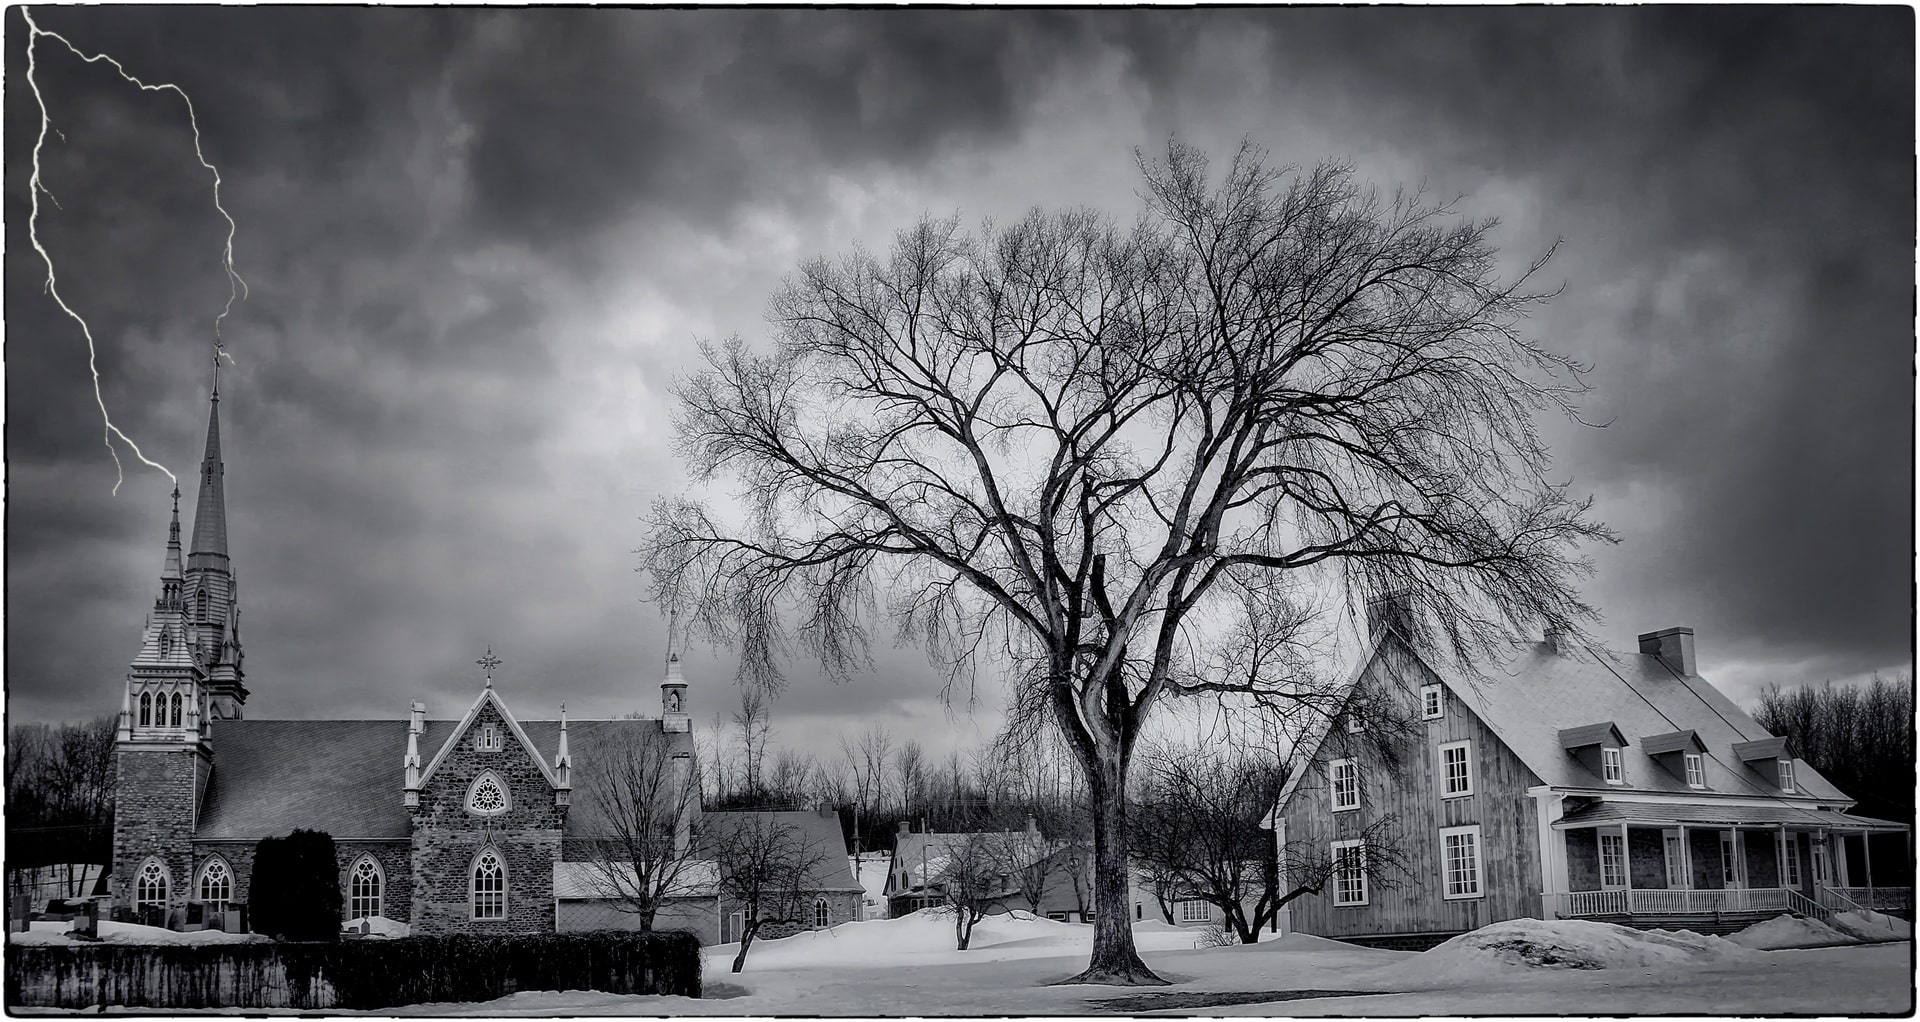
110,375,861,938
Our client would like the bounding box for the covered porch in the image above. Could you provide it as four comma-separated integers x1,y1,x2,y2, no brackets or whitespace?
1545,802,1910,930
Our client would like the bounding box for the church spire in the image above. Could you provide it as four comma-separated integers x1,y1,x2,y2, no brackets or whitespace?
157,485,184,609
187,361,228,571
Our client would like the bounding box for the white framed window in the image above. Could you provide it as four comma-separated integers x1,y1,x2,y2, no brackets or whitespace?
135,858,169,910
1332,840,1368,906
1180,899,1212,922
1664,832,1687,888
1812,840,1832,884
1782,836,1802,888
1330,759,1360,812
814,898,830,928
471,848,507,920
1345,713,1364,735
1601,747,1624,785
1439,741,1474,798
1599,832,1626,888
476,723,502,752
467,771,511,815
1420,684,1444,720
1777,759,1796,793
349,856,384,920
1440,825,1483,899
197,858,232,914
1684,753,1705,789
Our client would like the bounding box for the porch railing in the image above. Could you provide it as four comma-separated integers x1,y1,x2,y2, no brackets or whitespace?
1828,886,1912,914
1555,888,1792,918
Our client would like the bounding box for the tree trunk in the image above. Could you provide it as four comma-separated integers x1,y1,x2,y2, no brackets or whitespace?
731,923,755,973
1060,753,1166,985
955,907,972,950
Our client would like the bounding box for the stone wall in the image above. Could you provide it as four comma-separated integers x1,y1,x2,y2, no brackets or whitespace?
1564,828,1599,891
1627,828,1668,889
409,699,563,934
113,748,207,916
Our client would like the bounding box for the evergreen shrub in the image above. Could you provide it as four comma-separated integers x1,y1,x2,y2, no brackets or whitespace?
248,829,343,941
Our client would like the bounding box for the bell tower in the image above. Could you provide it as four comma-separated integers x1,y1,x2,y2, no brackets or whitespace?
661,611,689,733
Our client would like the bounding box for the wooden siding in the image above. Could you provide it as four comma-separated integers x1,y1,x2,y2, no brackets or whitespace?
1280,639,1545,939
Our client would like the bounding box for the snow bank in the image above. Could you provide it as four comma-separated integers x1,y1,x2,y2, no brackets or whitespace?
10,920,265,946
343,916,410,937
1831,910,1913,942
1387,918,1752,983
1728,914,1856,950
709,907,1205,971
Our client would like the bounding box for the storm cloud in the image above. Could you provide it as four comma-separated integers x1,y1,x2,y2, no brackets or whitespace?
5,9,1910,760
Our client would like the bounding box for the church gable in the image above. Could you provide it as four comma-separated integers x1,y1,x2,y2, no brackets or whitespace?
413,698,563,826
415,688,562,796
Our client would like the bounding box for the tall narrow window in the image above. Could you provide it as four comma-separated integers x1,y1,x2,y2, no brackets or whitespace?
472,849,506,920
1684,753,1705,789
1777,759,1796,793
350,856,384,920
1602,747,1624,785
1439,741,1474,797
1812,841,1831,884
1420,685,1444,720
1782,837,1802,888
139,692,152,727
1664,833,1687,888
197,590,208,621
136,859,169,910
1599,832,1626,888
814,898,830,928
198,859,232,914
160,629,172,657
170,692,183,727
1331,840,1367,906
1330,759,1360,812
1440,826,1483,899
1720,834,1739,886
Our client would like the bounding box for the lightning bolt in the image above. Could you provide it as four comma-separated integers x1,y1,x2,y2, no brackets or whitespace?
22,6,248,493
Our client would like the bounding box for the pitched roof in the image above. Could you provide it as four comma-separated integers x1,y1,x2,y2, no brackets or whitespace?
1554,800,1903,831
887,830,1049,891
703,810,860,892
416,687,563,791
195,716,690,841
198,720,411,839
1418,639,1851,802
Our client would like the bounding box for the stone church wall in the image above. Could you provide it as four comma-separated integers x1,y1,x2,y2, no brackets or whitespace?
408,699,564,934
113,748,206,915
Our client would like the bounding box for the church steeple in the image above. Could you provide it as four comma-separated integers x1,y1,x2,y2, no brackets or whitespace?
158,485,184,610
182,354,247,719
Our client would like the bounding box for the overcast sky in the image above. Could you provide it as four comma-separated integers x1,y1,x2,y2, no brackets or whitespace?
5,8,1911,766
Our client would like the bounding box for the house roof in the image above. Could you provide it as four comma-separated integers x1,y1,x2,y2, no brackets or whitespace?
702,810,861,892
1553,801,1904,832
887,830,1049,892
552,860,719,900
195,716,690,841
1417,639,1851,802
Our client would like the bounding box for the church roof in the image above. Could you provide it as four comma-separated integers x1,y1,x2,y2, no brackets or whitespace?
195,716,690,841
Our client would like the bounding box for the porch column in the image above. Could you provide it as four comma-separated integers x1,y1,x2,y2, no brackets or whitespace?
1835,834,1852,887
1863,832,1875,908
1620,823,1633,913
1527,787,1569,917
1677,824,1691,911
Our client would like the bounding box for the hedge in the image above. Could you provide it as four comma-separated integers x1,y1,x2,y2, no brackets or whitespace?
6,929,702,1010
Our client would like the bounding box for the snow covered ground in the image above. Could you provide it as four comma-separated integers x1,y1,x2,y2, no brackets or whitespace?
9,919,265,946
14,910,1909,1015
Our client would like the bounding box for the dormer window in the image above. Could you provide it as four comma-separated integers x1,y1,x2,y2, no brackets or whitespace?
1778,759,1796,793
1420,685,1443,720
1685,753,1705,788
1601,747,1624,784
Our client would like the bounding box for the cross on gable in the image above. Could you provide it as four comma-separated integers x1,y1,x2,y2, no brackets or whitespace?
476,647,503,687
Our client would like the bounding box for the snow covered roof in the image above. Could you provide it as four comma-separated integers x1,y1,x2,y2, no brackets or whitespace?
552,860,718,899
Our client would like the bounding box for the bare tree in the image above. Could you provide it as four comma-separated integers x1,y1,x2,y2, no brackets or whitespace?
989,830,1061,916
733,689,774,800
934,831,1010,950
1133,745,1290,943
1755,672,1915,823
895,739,927,823
1275,815,1412,914
839,722,891,855
576,735,704,930
643,141,1609,983
709,813,816,973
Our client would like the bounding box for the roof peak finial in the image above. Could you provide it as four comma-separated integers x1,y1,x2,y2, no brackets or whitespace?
476,646,503,687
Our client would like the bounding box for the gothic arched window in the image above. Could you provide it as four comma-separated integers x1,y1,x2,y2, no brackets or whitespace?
198,858,232,914
139,692,152,727
814,898,829,928
159,628,171,657
349,856,383,920
170,692,183,728
467,772,510,816
135,858,169,910
197,590,208,621
471,849,506,920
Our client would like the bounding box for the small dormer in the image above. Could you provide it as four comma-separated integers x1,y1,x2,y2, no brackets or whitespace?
1642,729,1709,789
1733,736,1797,792
1559,721,1629,786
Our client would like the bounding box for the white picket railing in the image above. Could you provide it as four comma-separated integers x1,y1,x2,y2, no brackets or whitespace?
1831,886,1912,914
1555,888,1793,918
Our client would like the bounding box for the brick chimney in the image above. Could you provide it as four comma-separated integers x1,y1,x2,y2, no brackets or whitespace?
1638,627,1696,677
897,819,911,838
